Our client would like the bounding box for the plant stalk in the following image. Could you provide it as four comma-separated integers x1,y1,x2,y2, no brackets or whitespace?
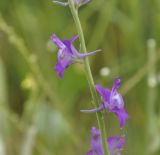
68,1,109,154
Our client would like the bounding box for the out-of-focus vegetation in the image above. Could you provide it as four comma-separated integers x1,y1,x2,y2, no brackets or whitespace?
0,0,160,155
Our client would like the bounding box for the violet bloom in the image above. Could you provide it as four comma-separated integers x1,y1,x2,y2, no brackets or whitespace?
86,127,125,155
51,34,100,78
81,78,128,128
53,0,91,7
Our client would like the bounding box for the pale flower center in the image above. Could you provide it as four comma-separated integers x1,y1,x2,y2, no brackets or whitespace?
110,93,123,109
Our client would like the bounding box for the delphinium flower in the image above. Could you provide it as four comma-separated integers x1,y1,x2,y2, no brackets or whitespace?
53,0,91,8
51,34,100,78
86,127,125,155
81,78,128,128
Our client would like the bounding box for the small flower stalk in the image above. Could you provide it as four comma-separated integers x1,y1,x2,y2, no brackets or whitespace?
51,0,129,154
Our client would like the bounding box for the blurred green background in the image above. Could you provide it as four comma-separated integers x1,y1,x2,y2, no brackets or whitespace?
0,0,160,155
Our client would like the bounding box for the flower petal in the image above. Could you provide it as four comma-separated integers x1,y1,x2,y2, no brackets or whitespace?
51,34,66,49
96,85,106,98
57,46,73,66
85,150,95,155
54,62,65,79
62,39,80,57
62,35,78,51
111,78,121,94
112,108,128,129
109,93,124,110
96,85,110,102
54,56,73,78
104,88,111,102
107,135,125,155
90,127,104,155
70,35,79,42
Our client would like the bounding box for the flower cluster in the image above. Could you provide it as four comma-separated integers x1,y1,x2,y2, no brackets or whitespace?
51,33,128,154
52,1,128,155
82,78,128,155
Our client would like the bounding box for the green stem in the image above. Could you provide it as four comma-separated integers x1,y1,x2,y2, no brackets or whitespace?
68,1,109,155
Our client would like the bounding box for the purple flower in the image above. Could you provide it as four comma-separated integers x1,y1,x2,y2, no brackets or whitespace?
53,0,91,8
80,78,128,128
107,136,125,155
51,34,100,78
86,127,125,155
